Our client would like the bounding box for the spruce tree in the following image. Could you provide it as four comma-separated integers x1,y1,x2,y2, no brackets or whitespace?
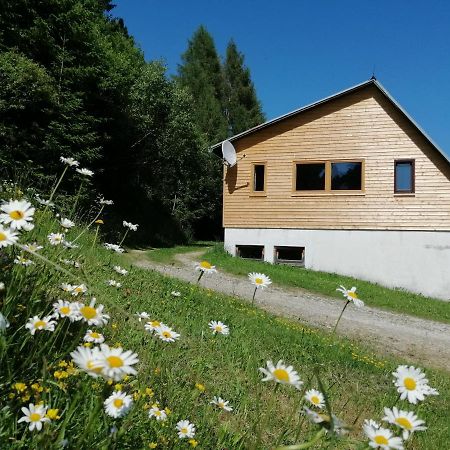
224,39,265,135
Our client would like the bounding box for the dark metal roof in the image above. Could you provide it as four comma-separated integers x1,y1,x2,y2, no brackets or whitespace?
211,78,450,165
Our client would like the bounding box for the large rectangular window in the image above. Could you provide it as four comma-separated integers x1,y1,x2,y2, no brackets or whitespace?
296,163,326,190
394,160,414,193
331,162,362,190
253,164,265,192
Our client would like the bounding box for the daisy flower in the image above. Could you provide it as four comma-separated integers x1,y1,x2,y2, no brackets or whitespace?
208,320,230,335
0,282,4,291
25,316,57,335
210,396,233,412
52,300,79,321
364,419,382,430
35,195,54,207
363,421,404,449
48,233,65,246
0,199,35,230
71,284,87,296
22,242,43,252
107,279,122,288
60,218,75,230
171,291,181,297
176,420,195,439
259,360,303,389
99,198,114,205
61,283,74,293
62,240,79,249
60,156,79,167
393,365,436,404
135,312,150,322
195,261,217,274
0,225,19,248
248,272,272,289
155,325,180,342
113,266,128,275
70,346,103,378
144,319,164,332
148,404,168,421
123,221,138,231
97,344,139,381
305,389,325,409
382,406,426,440
84,329,105,344
336,285,364,307
77,298,109,326
0,312,10,332
18,403,50,431
14,256,34,266
303,407,347,435
104,391,133,418
104,243,124,253
76,168,94,177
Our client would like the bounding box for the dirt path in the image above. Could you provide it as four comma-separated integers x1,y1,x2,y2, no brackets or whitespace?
131,250,450,372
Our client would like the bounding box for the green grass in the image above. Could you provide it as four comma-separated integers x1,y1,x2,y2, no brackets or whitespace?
201,244,450,324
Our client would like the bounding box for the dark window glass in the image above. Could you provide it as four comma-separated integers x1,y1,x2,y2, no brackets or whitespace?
253,164,265,191
296,163,326,190
395,160,414,192
331,162,362,190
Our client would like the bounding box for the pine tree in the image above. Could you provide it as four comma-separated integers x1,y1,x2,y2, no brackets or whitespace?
223,39,265,135
176,26,228,144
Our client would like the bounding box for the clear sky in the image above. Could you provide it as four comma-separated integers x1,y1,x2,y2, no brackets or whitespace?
112,0,450,153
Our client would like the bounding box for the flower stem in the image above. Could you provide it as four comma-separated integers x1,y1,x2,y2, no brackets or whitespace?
252,286,257,305
197,271,204,284
332,300,350,333
72,204,104,244
44,165,68,214
118,228,129,247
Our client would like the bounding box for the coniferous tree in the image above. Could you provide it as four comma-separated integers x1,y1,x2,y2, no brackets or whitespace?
223,39,265,135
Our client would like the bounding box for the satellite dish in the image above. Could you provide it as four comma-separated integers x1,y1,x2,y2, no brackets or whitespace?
221,140,237,168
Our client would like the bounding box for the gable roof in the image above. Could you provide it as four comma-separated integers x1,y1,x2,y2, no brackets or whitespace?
211,78,450,165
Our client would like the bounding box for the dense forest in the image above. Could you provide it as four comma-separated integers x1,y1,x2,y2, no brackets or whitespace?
0,0,264,245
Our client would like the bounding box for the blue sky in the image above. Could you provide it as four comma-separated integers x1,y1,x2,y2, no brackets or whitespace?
113,0,450,153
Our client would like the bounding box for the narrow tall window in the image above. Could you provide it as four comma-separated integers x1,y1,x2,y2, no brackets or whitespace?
253,164,265,192
296,163,326,190
394,160,415,193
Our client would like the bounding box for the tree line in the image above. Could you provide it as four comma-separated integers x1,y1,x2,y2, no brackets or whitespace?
0,1,264,244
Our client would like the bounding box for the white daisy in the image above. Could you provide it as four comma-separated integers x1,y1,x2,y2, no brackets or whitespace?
61,259,81,269
18,403,50,431
0,282,4,291
382,407,426,440
195,261,217,274
99,198,114,205
60,218,75,230
97,344,139,381
22,242,43,252
305,389,325,409
336,285,364,307
176,420,195,439
364,419,381,430
14,256,34,266
70,345,103,378
171,291,181,297
154,325,180,343
210,396,233,412
113,266,128,276
0,312,10,332
60,156,79,167
106,279,122,288
259,360,303,389
75,168,94,177
77,298,109,326
52,300,79,321
208,320,230,335
144,319,164,331
62,240,79,249
35,195,54,207
135,312,150,322
363,422,404,449
48,232,65,246
84,329,105,344
148,404,168,421
104,243,124,253
248,272,272,289
25,316,57,335
0,225,19,248
122,221,138,231
71,284,87,296
303,406,329,424
104,391,133,418
393,365,435,404
0,199,35,230
61,283,74,293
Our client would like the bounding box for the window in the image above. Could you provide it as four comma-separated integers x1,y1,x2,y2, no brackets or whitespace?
253,164,265,192
236,245,264,260
394,160,415,193
275,246,305,266
331,162,362,190
296,163,326,190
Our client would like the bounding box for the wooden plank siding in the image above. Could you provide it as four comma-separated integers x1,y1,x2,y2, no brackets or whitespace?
223,85,450,230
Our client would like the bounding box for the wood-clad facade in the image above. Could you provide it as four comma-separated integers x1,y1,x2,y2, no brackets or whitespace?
222,83,450,231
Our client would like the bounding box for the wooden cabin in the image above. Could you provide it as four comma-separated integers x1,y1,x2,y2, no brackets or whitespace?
211,79,450,300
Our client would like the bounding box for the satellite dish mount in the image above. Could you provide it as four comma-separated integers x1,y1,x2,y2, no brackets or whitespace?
221,140,244,168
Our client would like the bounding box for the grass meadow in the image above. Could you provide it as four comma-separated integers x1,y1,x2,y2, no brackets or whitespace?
1,171,449,449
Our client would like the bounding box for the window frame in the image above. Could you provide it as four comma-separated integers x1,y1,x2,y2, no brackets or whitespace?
394,159,415,194
250,161,267,196
292,160,327,192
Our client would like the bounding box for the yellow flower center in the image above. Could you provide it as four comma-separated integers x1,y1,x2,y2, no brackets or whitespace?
311,395,320,405
255,278,263,284
273,368,290,382
181,427,188,434
347,291,357,299
10,210,24,220
374,435,389,445
200,261,211,269
34,320,46,328
155,410,161,416
74,286,83,293
218,402,224,408
113,398,124,408
404,377,417,390
107,356,124,368
0,232,6,241
80,306,96,319
150,321,160,327
60,306,70,315
87,360,103,373
162,331,171,338
30,413,41,422
395,417,413,429
90,332,101,339
215,326,222,332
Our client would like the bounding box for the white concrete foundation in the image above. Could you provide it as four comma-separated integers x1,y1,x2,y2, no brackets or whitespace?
224,228,450,301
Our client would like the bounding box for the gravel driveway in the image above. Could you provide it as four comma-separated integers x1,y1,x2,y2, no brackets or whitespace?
131,250,450,372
